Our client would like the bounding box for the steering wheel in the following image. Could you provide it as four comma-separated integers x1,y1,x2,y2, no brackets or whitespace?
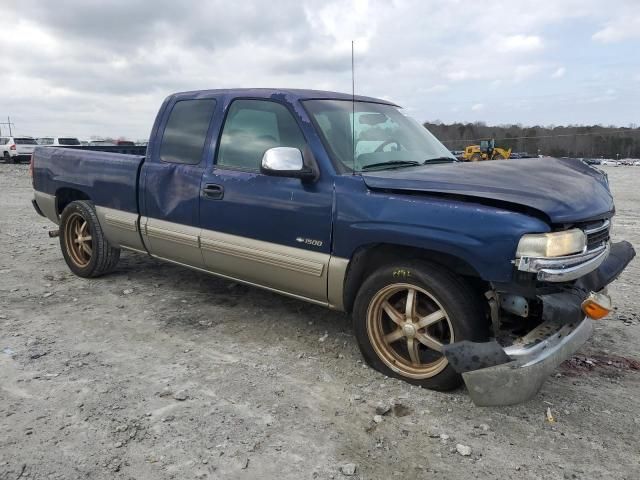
375,139,401,152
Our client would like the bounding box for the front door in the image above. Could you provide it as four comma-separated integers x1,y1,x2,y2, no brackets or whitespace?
199,99,334,302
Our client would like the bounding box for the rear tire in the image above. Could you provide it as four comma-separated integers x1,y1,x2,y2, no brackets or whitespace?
352,260,488,391
59,200,120,278
470,153,483,162
3,152,10,163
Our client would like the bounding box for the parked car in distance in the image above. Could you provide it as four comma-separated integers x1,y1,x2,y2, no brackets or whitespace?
582,158,601,165
115,140,135,146
619,158,637,166
600,159,620,166
1,136,38,163
88,140,116,146
37,137,82,147
31,88,635,406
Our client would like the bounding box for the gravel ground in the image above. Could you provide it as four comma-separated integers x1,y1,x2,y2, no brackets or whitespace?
1,163,639,480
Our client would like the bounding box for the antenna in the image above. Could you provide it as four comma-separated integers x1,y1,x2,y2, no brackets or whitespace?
351,40,356,173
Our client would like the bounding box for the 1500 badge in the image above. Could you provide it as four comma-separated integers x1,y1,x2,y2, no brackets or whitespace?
296,237,323,247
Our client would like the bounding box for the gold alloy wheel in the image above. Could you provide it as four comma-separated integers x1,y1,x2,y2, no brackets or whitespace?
64,212,93,268
366,283,454,379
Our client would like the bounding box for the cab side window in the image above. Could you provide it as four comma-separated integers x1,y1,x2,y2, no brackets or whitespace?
160,99,216,165
217,100,306,171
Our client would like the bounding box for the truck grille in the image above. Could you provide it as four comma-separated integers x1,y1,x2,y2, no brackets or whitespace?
580,219,610,250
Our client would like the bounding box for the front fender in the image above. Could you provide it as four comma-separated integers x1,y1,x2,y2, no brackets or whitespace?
332,176,550,283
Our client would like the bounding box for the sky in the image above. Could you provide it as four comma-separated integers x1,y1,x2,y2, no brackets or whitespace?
0,0,639,140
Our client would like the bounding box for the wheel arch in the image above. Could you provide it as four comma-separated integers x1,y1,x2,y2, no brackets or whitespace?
341,243,489,314
55,187,91,215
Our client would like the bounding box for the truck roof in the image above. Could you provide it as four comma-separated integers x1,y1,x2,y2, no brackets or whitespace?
170,88,398,106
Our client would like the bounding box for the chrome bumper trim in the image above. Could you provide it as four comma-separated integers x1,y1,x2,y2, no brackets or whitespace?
516,242,610,282
462,317,593,407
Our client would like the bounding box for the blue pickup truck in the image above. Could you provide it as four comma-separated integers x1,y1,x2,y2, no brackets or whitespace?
31,89,635,406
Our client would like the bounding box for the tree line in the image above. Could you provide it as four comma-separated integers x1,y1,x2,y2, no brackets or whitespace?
424,122,640,159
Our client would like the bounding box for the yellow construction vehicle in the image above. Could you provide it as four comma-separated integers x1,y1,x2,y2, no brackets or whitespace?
462,139,511,161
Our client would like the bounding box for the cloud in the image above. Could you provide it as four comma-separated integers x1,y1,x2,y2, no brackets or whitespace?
0,0,639,137
513,64,543,82
593,8,640,42
471,103,485,111
420,84,450,94
497,35,544,53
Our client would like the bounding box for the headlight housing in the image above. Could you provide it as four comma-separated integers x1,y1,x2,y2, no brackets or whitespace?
516,229,586,258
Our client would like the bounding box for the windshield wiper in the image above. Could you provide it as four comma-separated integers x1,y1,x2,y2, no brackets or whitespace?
360,160,421,171
423,156,457,164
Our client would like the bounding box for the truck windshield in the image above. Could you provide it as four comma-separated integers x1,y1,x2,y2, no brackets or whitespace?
59,138,81,145
303,100,455,172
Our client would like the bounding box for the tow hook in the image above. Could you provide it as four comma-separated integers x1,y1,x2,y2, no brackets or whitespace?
48,229,60,238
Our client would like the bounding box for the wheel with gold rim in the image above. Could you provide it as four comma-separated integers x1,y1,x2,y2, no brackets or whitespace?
353,261,487,391
59,200,120,278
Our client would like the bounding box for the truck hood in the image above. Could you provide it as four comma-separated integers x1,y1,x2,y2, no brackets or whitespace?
361,157,613,224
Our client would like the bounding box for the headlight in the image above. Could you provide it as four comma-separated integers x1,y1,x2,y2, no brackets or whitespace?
516,229,586,258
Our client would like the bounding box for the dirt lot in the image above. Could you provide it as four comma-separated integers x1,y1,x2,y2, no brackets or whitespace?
1,163,639,480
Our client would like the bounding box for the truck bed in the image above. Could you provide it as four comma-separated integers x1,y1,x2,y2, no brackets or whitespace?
32,146,145,215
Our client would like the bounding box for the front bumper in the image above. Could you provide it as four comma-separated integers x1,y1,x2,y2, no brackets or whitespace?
516,242,610,282
444,240,635,407
459,317,593,406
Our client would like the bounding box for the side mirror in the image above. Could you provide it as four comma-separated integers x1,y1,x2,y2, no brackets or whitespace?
260,147,317,182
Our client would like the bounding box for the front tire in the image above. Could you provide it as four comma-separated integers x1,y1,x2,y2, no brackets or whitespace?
59,200,120,277
352,261,488,391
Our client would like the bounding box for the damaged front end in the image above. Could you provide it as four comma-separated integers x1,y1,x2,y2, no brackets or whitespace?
443,240,635,407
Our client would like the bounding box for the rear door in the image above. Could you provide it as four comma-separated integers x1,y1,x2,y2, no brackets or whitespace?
140,97,217,267
199,98,334,302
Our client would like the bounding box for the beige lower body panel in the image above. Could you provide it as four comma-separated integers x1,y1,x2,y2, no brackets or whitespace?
95,212,349,310
327,256,349,310
142,216,204,268
34,191,58,225
96,207,145,251
200,230,330,302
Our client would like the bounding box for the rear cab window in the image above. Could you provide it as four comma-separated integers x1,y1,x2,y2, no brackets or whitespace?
160,99,217,164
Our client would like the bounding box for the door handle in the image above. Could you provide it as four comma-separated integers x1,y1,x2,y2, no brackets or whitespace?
203,184,224,200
